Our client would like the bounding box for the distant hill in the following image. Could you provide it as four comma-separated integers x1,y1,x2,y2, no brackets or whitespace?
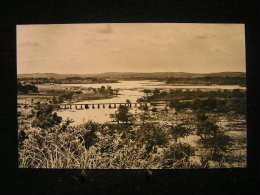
17,72,246,80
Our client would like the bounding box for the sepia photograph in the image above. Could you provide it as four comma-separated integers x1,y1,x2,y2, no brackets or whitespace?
17,23,247,169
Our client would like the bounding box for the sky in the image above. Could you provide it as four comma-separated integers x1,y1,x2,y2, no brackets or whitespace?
17,23,246,74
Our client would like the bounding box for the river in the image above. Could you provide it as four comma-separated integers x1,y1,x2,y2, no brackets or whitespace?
56,80,245,125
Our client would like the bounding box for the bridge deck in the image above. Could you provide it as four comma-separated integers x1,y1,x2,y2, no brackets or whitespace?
17,102,167,109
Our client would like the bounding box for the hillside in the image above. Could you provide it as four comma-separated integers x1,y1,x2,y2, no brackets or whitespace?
17,72,246,80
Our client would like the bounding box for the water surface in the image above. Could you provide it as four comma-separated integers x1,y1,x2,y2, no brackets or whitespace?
57,80,245,124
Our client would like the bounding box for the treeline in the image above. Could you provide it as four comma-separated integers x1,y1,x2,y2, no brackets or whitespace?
17,82,38,94
48,86,117,104
18,77,118,84
139,88,246,115
166,76,246,86
140,88,246,101
169,97,246,115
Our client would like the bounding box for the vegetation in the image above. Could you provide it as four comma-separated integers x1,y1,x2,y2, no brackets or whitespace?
18,101,246,168
17,73,246,169
163,143,195,168
196,112,232,167
136,123,169,152
166,76,246,86
31,103,62,129
169,124,192,142
17,82,39,94
141,89,246,115
18,77,118,85
114,105,134,124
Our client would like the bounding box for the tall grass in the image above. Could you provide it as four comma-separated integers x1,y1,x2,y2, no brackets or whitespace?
18,114,246,169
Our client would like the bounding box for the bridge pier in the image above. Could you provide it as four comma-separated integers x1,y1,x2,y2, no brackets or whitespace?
18,102,147,110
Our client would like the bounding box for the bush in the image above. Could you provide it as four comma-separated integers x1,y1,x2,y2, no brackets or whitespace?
114,105,133,124
17,82,39,94
200,133,232,152
83,130,98,149
31,104,62,129
136,123,168,152
84,120,99,131
168,99,185,111
169,124,192,142
196,114,232,167
163,143,195,167
151,107,157,112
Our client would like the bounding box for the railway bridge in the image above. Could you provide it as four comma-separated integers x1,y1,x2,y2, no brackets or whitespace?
17,102,163,110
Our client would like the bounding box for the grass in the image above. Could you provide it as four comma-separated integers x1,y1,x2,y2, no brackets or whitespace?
18,108,247,169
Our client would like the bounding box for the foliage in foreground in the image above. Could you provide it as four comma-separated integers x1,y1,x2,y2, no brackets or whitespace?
18,118,202,169
18,102,246,169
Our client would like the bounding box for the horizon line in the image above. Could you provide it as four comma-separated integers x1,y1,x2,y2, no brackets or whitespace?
17,71,246,75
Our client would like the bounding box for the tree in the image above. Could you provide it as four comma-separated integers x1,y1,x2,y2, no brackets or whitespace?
169,99,183,112
143,89,152,99
196,112,232,167
136,123,168,152
17,82,39,94
115,105,133,124
152,88,161,97
106,85,113,95
163,143,195,168
31,104,62,129
169,124,192,142
100,86,106,94
52,96,59,104
83,121,99,149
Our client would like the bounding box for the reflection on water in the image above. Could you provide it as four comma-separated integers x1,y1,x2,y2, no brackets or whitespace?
57,80,245,125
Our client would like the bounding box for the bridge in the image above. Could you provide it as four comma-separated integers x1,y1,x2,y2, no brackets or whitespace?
17,102,162,110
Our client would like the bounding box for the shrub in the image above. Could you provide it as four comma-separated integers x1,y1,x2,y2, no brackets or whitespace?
151,107,158,112
114,105,133,124
196,114,232,167
83,130,98,149
136,123,168,152
84,120,99,132
163,143,195,167
31,104,62,129
169,124,192,142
